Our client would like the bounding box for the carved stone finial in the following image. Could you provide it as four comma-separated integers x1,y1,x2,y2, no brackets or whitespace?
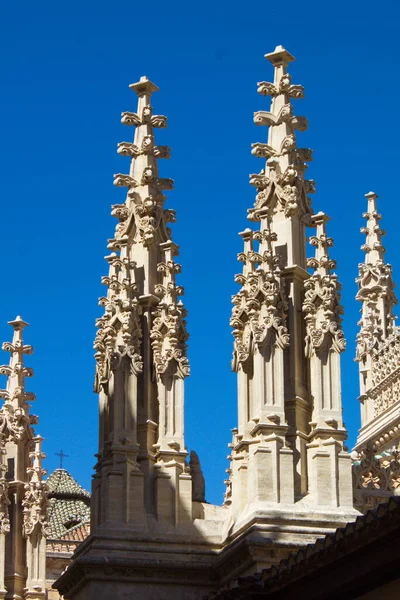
250,46,312,223
151,240,189,378
303,212,345,356
95,77,179,387
264,45,295,66
361,191,386,264
93,75,190,526
22,435,49,538
227,48,353,523
356,191,397,363
355,192,398,434
0,317,37,442
8,315,29,331
307,212,336,276
231,220,290,370
129,76,159,97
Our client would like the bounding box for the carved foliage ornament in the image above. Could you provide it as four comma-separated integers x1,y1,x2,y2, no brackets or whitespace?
231,230,290,367
22,481,50,537
111,193,175,247
117,136,170,160
150,256,189,378
249,165,313,220
353,444,400,510
0,403,37,442
0,438,10,534
355,299,383,362
302,224,345,356
357,260,394,292
133,198,165,246
362,330,400,417
372,376,400,417
253,104,308,133
95,324,143,390
94,250,143,390
22,442,50,537
256,73,304,99
303,274,345,356
372,330,400,387
355,261,397,361
250,68,313,221
150,303,189,378
121,104,167,129
114,96,174,246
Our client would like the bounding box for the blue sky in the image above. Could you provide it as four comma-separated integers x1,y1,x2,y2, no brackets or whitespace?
0,0,398,505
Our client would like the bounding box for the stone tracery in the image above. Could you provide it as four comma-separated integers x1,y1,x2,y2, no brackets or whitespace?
0,45,398,600
0,318,47,600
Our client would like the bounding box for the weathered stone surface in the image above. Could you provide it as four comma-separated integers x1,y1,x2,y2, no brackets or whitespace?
0,318,48,600
353,192,400,511
2,45,400,600
53,47,360,600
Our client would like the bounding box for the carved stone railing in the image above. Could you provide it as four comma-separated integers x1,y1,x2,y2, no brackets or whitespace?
372,329,400,386
369,328,400,417
352,444,400,512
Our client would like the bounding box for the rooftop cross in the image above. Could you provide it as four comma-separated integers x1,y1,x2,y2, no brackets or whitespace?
55,449,69,469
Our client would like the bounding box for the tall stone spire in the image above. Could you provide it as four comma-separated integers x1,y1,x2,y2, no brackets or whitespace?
0,434,10,597
23,435,48,600
356,192,397,394
355,192,398,440
55,49,360,600
250,45,314,267
303,213,348,506
303,213,346,402
0,317,36,439
92,76,191,530
230,221,294,508
0,318,47,600
229,47,353,525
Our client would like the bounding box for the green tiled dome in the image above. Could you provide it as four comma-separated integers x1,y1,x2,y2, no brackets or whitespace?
46,469,90,539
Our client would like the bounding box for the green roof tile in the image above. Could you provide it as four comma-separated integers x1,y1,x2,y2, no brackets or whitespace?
46,469,91,539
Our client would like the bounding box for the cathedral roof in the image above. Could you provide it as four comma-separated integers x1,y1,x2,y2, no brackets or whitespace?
47,468,91,500
214,496,400,598
58,519,90,542
46,468,91,539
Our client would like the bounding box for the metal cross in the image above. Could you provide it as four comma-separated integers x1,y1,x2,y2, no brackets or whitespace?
55,449,69,469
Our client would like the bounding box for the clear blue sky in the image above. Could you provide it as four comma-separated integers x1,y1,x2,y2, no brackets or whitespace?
0,0,398,505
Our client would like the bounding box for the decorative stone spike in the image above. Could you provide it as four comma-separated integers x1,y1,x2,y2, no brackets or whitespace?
55,49,360,600
249,45,313,232
361,192,387,264
23,436,48,599
0,317,37,441
231,222,289,373
0,434,10,598
230,205,294,511
304,214,350,508
92,75,191,534
229,47,353,525
303,212,345,358
355,192,399,442
356,192,397,364
0,319,46,600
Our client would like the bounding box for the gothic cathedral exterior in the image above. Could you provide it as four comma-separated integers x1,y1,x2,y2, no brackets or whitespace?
0,46,398,599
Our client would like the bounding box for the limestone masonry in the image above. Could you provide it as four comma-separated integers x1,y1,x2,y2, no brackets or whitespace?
0,46,399,599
